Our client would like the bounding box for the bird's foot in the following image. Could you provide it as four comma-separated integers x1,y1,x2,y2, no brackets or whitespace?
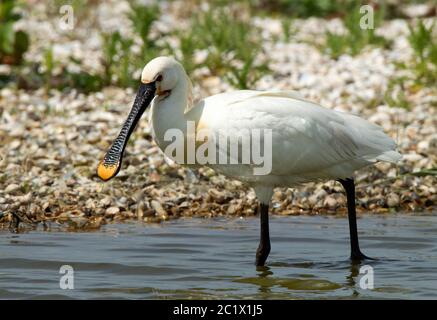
350,250,376,262
255,245,271,267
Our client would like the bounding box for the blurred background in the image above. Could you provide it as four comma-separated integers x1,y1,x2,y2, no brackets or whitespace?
1,0,436,92
0,0,436,229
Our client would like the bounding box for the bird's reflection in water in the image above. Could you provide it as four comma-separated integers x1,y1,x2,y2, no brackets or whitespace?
346,258,380,297
248,258,374,298
346,260,362,297
256,265,274,295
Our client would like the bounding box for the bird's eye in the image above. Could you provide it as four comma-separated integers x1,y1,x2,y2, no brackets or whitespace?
156,74,163,81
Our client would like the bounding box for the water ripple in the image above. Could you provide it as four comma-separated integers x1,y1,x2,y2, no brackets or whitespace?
1,214,437,299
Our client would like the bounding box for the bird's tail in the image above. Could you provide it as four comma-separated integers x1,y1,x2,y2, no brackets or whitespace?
343,113,402,164
375,150,402,163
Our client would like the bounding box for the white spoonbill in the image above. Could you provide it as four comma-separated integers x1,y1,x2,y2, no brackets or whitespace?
97,56,401,266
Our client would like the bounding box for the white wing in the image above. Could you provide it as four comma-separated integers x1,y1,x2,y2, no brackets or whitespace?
194,90,400,182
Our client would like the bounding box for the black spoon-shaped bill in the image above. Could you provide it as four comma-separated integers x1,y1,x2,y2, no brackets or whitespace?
97,82,156,181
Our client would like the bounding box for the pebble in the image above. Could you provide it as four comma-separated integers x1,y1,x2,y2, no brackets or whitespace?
5,184,20,194
105,207,120,215
0,1,435,231
323,196,338,208
151,200,168,219
308,189,327,206
100,197,111,207
387,193,400,207
417,141,429,154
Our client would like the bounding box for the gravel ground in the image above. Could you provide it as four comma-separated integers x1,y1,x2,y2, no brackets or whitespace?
0,1,436,231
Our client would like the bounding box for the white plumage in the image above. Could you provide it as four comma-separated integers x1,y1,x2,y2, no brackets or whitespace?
147,64,401,199
99,56,402,265
188,90,400,185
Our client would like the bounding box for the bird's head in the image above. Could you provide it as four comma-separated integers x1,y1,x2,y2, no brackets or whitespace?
141,56,183,99
97,56,182,181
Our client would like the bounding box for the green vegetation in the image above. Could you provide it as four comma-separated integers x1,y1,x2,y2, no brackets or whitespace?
384,20,436,110
100,3,163,88
191,10,255,74
409,168,437,177
406,20,437,85
249,0,356,18
0,0,29,65
43,46,55,93
224,54,270,90
101,31,135,87
100,6,270,90
281,17,295,42
175,9,270,89
19,44,103,94
128,2,160,58
384,77,411,110
64,61,103,92
223,0,433,19
20,1,163,92
174,30,198,76
322,5,390,59
2,0,435,94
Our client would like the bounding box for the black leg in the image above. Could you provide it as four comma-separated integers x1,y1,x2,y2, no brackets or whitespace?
256,203,271,266
338,178,373,261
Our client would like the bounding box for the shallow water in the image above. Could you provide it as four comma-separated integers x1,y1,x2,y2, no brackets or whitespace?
1,214,437,299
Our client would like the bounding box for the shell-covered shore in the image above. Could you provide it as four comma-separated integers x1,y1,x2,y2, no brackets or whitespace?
0,1,436,231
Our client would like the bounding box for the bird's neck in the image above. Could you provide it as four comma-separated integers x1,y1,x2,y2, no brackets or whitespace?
151,75,193,150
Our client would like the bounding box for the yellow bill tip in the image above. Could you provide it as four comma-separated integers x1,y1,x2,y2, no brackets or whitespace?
97,161,119,181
